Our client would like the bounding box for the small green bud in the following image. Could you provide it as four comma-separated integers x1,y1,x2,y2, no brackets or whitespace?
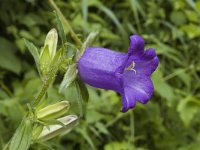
44,28,58,59
39,28,58,76
38,115,78,141
37,101,70,120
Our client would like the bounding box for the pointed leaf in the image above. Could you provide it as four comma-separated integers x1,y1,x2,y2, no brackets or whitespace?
59,64,78,93
9,118,32,150
24,39,40,66
54,11,67,46
75,78,89,102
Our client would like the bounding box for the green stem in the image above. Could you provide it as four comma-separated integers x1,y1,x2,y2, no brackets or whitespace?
0,81,13,97
33,60,63,106
48,0,82,46
130,110,135,144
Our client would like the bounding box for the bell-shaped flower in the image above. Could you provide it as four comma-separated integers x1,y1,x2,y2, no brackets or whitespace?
78,35,159,112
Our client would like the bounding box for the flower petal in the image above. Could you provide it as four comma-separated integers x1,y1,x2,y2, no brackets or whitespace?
121,70,154,112
128,35,145,55
78,47,127,93
128,48,159,76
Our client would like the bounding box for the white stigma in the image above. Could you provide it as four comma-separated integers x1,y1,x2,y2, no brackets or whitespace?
125,61,137,74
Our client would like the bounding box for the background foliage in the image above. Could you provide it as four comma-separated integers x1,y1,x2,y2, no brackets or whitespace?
0,0,200,149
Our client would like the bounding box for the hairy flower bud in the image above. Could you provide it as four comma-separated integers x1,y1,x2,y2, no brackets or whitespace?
37,101,70,120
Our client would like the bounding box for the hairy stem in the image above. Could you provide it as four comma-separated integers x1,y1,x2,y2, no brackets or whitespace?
33,60,63,106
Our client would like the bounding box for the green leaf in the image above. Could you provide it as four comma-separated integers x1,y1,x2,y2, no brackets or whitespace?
80,31,98,57
59,64,78,93
0,37,21,74
104,141,135,150
24,39,40,71
9,118,32,150
75,78,89,102
95,1,128,47
177,96,200,127
77,128,96,150
24,39,39,63
152,68,175,106
170,11,187,26
95,122,109,135
180,23,200,39
54,11,67,46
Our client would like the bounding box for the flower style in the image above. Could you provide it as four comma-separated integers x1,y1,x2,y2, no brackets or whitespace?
78,35,159,112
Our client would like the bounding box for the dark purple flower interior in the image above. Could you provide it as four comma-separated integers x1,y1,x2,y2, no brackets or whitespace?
78,35,159,112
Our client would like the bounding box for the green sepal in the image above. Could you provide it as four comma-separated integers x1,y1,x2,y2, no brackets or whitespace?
39,45,51,76
59,63,78,93
78,31,98,59
75,78,89,102
24,39,41,75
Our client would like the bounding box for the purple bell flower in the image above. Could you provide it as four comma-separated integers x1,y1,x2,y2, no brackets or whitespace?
78,35,159,112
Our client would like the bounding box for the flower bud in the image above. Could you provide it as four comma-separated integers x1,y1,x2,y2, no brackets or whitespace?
37,101,70,120
39,28,58,76
44,28,58,59
38,115,78,141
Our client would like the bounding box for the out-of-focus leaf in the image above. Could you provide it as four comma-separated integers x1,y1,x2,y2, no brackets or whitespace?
170,11,187,25
180,23,200,39
152,68,174,106
0,37,21,74
0,98,24,123
55,11,67,46
95,1,128,47
104,141,135,150
95,122,109,135
77,128,97,150
177,96,200,127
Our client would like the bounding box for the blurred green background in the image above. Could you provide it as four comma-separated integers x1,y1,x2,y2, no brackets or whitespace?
1,0,200,149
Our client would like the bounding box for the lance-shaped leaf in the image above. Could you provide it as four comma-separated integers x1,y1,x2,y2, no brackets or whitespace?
24,39,40,72
9,118,33,150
